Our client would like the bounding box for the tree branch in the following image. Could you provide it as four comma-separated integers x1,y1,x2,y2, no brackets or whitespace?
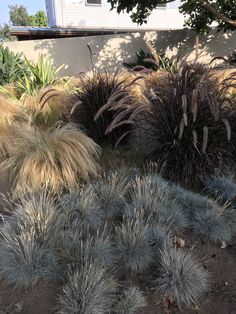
198,0,236,28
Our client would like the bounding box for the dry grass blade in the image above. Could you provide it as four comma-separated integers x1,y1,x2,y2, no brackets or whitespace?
2,123,101,193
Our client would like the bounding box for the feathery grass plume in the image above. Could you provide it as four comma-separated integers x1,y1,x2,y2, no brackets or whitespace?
113,286,146,314
56,226,115,272
91,170,130,219
127,175,188,231
2,123,101,193
131,63,235,186
71,70,138,147
203,175,236,202
0,95,24,126
115,210,153,273
22,87,76,127
57,261,116,314
190,206,232,243
0,190,60,287
156,248,209,307
58,185,103,233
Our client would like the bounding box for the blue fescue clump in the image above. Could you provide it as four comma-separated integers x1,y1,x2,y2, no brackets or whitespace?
190,207,232,243
156,248,209,307
56,226,115,274
203,175,236,202
91,170,131,219
113,286,146,314
57,261,116,314
58,185,103,234
127,175,188,231
115,210,154,273
0,191,61,287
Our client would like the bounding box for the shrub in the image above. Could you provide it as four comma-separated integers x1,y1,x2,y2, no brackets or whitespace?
113,286,146,314
0,191,60,287
0,46,28,86
2,123,101,193
115,211,153,273
57,261,116,314
156,248,209,307
131,63,235,186
71,70,137,147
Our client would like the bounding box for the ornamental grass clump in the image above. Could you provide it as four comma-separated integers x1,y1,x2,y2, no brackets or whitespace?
0,191,60,288
113,286,146,314
131,63,235,186
58,185,103,234
1,123,101,193
57,261,116,314
204,174,236,202
127,175,188,231
156,248,209,307
115,210,153,273
91,170,131,219
71,70,138,147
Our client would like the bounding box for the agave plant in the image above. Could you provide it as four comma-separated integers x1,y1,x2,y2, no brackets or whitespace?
129,63,235,186
1,123,101,193
0,46,28,86
71,70,140,147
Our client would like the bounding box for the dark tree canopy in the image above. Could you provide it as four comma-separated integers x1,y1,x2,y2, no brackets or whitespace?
108,0,236,33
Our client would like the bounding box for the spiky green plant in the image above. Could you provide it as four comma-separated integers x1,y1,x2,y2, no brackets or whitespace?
156,248,209,307
71,70,138,147
0,190,60,288
130,63,235,186
17,55,64,96
115,210,153,273
2,123,101,193
57,261,116,314
113,287,146,314
0,46,28,86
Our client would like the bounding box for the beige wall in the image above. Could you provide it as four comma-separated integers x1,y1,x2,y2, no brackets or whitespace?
4,30,236,76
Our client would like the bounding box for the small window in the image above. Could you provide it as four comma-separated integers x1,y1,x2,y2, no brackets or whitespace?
86,0,101,5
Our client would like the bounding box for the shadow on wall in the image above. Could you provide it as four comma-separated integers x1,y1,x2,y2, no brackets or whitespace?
152,29,236,64
4,29,236,76
33,32,150,76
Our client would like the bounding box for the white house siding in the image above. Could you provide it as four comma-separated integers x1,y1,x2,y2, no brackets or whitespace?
45,0,184,30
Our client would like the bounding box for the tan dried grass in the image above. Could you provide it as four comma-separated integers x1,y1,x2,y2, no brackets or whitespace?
2,123,101,193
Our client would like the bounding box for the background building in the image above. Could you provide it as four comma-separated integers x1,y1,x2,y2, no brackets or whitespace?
45,0,184,30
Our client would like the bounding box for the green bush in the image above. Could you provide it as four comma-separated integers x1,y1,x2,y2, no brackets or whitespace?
0,45,27,86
